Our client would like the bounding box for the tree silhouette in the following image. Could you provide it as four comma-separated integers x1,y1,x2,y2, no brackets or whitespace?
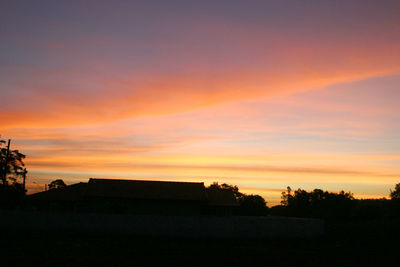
48,179,67,190
390,183,400,200
207,182,244,199
279,186,355,218
0,138,26,190
239,194,269,215
207,182,269,215
281,186,293,206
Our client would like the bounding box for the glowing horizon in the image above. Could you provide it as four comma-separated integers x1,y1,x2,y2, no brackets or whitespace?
1,1,400,205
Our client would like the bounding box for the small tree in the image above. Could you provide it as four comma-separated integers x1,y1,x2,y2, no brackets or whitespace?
48,179,67,190
390,183,400,200
238,194,269,215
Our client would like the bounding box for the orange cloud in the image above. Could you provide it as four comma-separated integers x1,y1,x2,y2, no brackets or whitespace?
1,23,400,129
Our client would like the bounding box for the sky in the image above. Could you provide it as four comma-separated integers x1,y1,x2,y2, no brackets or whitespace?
1,0,400,205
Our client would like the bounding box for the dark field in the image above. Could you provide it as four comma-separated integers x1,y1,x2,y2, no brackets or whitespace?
2,219,399,266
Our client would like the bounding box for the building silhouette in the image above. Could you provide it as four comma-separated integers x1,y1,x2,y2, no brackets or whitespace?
28,178,238,216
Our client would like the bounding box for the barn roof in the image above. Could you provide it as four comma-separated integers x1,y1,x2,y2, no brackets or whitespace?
86,178,208,201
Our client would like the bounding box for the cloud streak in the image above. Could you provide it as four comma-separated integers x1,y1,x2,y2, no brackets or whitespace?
1,1,400,127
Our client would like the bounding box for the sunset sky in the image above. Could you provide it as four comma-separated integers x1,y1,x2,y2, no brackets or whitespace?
1,0,399,205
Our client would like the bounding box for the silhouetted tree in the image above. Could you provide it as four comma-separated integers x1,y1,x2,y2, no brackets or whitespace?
48,179,67,190
281,186,293,206
0,138,27,207
238,194,269,216
207,182,244,199
279,186,355,218
207,182,269,216
390,183,400,200
0,138,26,190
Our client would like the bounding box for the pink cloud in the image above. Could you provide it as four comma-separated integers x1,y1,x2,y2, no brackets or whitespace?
1,17,400,128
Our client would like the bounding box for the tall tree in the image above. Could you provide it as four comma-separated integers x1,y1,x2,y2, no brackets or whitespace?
0,138,26,189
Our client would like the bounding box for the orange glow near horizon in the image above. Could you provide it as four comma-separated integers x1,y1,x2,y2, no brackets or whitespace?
1,1,400,206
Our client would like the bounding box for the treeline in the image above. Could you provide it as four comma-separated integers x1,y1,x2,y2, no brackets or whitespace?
270,186,400,220
2,134,399,220
271,187,355,219
211,182,400,219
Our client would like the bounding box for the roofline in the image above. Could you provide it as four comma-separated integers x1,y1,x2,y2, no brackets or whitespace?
89,178,205,185
26,182,88,197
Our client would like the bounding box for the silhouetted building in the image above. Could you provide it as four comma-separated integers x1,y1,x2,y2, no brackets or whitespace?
27,178,238,216
27,182,88,211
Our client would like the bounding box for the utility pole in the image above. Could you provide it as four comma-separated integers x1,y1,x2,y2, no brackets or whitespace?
22,168,27,194
1,139,10,186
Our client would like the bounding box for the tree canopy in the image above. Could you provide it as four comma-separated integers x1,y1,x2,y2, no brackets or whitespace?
279,186,355,218
390,183,400,200
206,182,269,215
207,182,244,199
48,179,67,190
0,138,26,190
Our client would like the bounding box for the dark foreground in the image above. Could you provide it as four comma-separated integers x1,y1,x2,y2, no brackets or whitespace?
1,219,399,266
